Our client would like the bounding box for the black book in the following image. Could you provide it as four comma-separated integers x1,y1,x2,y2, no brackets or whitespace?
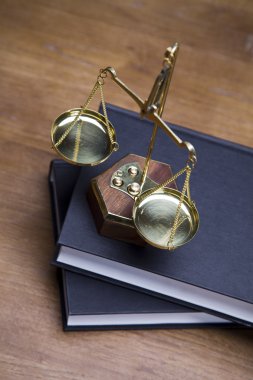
49,160,229,329
54,104,253,327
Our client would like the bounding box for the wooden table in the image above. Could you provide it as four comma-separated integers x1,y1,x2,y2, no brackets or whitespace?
1,1,253,378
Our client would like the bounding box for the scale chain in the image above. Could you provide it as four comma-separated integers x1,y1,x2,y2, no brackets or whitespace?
168,165,192,250
54,73,107,149
99,82,115,146
72,121,82,162
139,165,188,202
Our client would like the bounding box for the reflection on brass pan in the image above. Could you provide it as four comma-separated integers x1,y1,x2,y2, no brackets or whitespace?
51,108,118,166
132,188,199,250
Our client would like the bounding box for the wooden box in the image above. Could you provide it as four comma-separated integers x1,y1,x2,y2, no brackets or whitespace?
87,153,176,245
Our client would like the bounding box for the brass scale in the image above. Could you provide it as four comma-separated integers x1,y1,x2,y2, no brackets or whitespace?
51,43,199,251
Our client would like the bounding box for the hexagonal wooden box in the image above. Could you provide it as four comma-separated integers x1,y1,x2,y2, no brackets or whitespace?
87,153,176,245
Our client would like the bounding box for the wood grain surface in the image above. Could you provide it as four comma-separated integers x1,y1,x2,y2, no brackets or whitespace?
1,0,253,379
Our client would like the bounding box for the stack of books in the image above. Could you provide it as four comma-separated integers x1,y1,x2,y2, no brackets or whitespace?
49,104,253,330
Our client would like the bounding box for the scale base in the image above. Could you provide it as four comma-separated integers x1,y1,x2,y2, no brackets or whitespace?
87,154,176,245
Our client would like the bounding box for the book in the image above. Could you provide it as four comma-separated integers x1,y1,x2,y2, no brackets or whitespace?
54,104,253,327
49,160,230,329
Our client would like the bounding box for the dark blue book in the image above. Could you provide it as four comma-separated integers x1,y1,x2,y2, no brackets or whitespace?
54,104,253,327
49,160,229,329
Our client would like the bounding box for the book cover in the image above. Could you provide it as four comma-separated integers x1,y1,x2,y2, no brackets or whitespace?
55,104,253,326
49,160,230,329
